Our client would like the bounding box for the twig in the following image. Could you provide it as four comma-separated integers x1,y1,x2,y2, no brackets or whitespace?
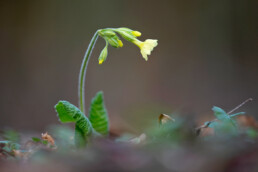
227,98,253,114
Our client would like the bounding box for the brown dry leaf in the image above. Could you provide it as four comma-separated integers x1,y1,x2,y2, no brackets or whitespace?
13,150,22,157
236,115,258,129
159,114,175,125
0,152,5,158
129,133,147,144
41,132,55,146
198,127,215,137
13,150,31,159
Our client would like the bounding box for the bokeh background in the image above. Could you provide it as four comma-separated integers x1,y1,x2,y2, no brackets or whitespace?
0,0,257,133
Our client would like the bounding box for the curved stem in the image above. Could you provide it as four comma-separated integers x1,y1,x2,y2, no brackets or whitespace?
79,31,99,113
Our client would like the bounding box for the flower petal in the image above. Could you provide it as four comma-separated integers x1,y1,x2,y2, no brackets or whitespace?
140,39,158,60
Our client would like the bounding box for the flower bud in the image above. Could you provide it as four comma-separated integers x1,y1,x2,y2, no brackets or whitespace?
98,43,108,64
116,30,135,42
98,29,123,48
115,28,141,42
105,34,123,48
106,37,118,48
98,29,116,37
118,40,123,47
117,27,133,32
132,31,141,37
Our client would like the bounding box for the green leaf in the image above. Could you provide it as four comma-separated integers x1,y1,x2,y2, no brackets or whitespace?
0,141,20,152
32,137,51,145
74,124,87,147
247,128,258,139
48,125,74,148
89,91,109,135
32,137,41,142
230,112,245,117
55,101,78,123
41,140,48,145
212,106,230,121
2,129,20,143
55,101,92,147
230,118,238,127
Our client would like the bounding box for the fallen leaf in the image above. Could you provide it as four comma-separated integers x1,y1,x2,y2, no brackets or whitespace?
159,114,175,125
41,132,55,146
129,133,147,144
236,115,258,129
198,127,215,137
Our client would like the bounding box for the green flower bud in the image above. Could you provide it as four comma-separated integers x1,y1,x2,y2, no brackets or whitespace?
132,31,141,37
115,27,141,42
105,35,123,48
115,29,135,42
98,29,123,48
98,29,116,37
117,31,135,42
117,27,133,32
98,42,108,64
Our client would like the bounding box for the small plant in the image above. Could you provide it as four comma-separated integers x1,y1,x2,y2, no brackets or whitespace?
54,27,158,147
196,98,253,136
1,27,257,172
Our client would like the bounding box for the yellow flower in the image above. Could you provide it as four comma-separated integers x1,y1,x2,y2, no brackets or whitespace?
133,39,158,61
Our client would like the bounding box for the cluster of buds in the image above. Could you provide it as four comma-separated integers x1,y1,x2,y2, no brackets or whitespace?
97,27,158,64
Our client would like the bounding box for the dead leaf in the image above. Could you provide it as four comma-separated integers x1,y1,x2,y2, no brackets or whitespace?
41,132,55,146
236,115,258,129
129,133,147,144
159,114,175,125
198,127,215,137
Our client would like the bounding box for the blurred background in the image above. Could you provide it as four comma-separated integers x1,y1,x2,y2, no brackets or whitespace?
0,0,257,133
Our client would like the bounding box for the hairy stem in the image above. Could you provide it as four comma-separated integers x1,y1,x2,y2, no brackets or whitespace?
79,31,99,113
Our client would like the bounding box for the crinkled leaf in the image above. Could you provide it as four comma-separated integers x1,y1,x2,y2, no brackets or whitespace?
74,124,87,147
55,101,92,136
55,101,92,147
55,101,78,123
89,91,109,135
212,106,230,121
